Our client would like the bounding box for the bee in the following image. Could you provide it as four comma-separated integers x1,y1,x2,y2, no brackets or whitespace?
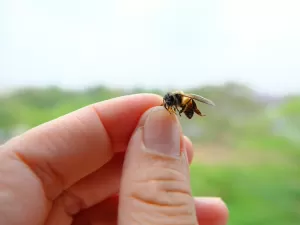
161,91,215,119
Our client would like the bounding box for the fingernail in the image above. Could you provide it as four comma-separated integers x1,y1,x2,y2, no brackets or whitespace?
143,108,181,158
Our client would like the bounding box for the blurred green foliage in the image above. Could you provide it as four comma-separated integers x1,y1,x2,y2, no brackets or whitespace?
191,163,300,225
0,82,299,224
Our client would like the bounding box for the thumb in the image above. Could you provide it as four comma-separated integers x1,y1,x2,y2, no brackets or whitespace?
118,106,198,225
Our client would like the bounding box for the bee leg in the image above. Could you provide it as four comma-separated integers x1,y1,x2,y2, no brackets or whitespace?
175,106,182,116
195,109,206,116
179,104,187,116
173,106,180,116
167,106,174,114
172,106,177,115
162,102,170,112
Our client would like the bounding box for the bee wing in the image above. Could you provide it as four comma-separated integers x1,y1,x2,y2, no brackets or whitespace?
183,93,216,106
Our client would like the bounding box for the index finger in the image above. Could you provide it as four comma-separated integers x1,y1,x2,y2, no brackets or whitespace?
2,93,162,199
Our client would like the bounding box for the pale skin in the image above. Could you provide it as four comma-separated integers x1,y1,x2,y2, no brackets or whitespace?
0,94,228,225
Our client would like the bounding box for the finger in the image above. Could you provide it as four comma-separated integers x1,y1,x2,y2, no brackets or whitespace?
71,196,228,225
45,136,193,224
118,106,198,225
184,135,194,164
3,93,162,200
195,197,229,225
0,94,161,225
46,137,193,224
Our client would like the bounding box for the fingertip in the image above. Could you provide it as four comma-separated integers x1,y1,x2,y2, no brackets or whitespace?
135,109,193,165
135,105,174,127
194,197,229,225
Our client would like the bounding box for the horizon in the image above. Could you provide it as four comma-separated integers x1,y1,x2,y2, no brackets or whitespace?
0,81,297,99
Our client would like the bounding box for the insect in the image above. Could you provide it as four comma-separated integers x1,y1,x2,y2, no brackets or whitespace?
161,91,215,119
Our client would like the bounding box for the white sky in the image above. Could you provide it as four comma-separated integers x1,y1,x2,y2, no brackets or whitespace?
1,0,300,96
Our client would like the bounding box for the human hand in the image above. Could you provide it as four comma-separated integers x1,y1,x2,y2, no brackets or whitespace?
0,94,228,225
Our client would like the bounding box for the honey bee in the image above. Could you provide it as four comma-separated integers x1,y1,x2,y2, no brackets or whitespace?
161,91,215,119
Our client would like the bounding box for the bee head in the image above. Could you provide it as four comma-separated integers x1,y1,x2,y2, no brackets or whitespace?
163,92,177,106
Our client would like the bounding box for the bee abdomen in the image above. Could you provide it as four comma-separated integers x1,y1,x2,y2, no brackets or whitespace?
184,110,194,119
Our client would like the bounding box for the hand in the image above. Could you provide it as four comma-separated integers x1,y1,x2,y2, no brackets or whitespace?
0,94,228,225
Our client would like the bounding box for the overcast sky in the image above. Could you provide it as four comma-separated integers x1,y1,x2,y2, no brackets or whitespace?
1,0,300,96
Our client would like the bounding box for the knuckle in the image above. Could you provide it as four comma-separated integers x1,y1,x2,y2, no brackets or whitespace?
11,149,65,201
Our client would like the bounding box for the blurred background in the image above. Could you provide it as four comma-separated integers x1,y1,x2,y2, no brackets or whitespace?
1,0,300,224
